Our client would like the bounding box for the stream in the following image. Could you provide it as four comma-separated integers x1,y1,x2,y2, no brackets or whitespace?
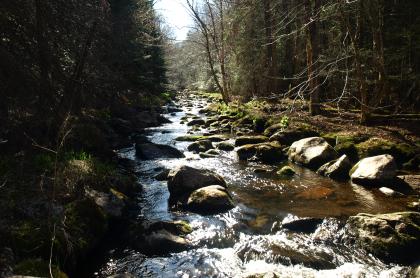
93,93,414,278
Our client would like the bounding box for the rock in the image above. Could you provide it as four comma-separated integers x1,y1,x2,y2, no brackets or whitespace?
237,142,284,163
157,115,172,124
155,169,170,181
344,212,420,263
253,143,285,164
355,138,418,165
175,135,205,142
235,135,268,147
317,155,352,180
350,154,397,185
143,229,191,254
187,119,205,126
379,187,400,197
187,140,214,153
108,274,136,278
288,137,338,170
167,106,183,113
397,175,420,192
277,166,295,177
280,215,323,233
187,185,235,214
269,128,319,145
199,150,218,158
85,189,125,218
217,141,235,151
167,166,226,198
135,142,184,159
407,200,420,211
205,134,230,142
146,220,193,236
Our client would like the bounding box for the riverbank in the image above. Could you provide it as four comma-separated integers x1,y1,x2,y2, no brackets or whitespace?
0,92,174,277
90,91,419,277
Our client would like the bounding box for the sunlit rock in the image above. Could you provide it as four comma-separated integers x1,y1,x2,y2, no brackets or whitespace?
344,212,420,263
187,185,234,214
317,154,352,180
350,154,397,185
167,165,226,198
288,137,338,170
187,139,214,153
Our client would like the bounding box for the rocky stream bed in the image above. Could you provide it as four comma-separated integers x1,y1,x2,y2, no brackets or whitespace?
89,92,420,278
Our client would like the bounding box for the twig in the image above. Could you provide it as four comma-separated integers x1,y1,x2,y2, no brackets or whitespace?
49,223,56,278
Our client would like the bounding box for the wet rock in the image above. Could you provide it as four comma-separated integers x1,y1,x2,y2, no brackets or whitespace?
245,272,280,278
199,150,219,158
253,142,285,164
277,166,295,177
133,220,193,255
235,135,268,147
317,154,352,180
155,169,170,181
143,229,191,254
187,119,205,126
217,141,235,151
108,274,136,278
344,212,420,264
206,134,230,142
268,128,319,145
280,215,323,233
135,142,185,159
379,187,401,197
187,139,214,153
85,189,126,218
288,137,338,170
407,200,420,211
237,142,284,163
350,154,397,185
133,134,149,144
175,135,206,142
187,185,235,214
167,106,183,113
157,115,172,124
167,165,226,198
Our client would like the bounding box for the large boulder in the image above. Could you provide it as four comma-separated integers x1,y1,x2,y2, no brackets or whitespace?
344,212,420,263
187,140,214,153
136,142,184,159
235,135,268,147
167,166,226,198
236,142,285,163
187,185,235,214
135,220,193,255
187,119,205,126
317,155,352,180
350,154,397,185
269,128,319,145
288,137,338,170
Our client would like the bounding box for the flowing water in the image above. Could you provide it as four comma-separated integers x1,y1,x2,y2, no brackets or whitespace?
93,94,416,278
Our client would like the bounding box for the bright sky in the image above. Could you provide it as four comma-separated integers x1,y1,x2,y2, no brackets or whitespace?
154,0,194,41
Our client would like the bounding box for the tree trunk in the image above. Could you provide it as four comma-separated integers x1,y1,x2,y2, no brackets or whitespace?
305,0,321,115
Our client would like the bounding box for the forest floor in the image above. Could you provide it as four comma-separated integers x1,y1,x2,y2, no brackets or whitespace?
201,91,419,172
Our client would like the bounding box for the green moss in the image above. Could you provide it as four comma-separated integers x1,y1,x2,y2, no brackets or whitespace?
175,135,206,142
14,258,68,278
64,199,108,256
277,166,295,177
173,220,193,235
321,133,369,147
334,142,358,162
11,221,52,258
355,138,418,165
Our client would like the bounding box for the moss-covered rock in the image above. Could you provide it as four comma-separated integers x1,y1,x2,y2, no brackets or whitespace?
235,136,268,147
334,141,358,162
355,138,418,165
63,199,108,258
321,132,369,147
175,135,206,142
345,212,420,264
277,166,295,177
13,258,68,278
217,141,235,151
